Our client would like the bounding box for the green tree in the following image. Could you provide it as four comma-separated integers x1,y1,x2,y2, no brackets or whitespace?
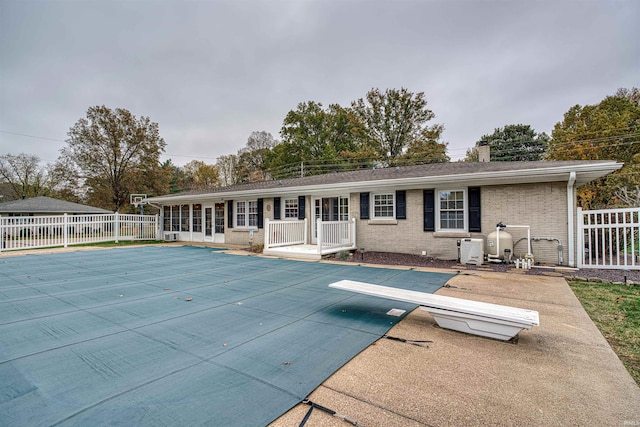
350,88,447,166
276,102,365,177
0,153,53,199
548,88,640,208
61,105,170,211
465,124,549,162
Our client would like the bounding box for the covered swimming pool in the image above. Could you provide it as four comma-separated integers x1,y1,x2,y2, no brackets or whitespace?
0,246,453,426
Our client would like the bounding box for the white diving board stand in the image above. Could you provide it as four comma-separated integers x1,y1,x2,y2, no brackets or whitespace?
329,280,539,341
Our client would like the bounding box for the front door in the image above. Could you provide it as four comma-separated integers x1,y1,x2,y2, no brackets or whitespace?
214,203,225,243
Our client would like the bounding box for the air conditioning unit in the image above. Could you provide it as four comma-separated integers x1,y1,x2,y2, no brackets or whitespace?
164,232,178,241
460,238,484,266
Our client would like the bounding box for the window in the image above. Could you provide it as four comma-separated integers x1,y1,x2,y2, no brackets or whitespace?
248,200,258,227
163,206,171,231
171,205,180,231
373,193,394,219
236,201,246,227
438,190,465,231
192,204,202,233
284,198,298,219
340,197,349,221
180,205,190,232
236,200,258,228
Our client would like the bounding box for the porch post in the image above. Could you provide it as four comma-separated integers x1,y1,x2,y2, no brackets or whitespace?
304,218,308,245
351,217,356,248
264,218,271,249
316,218,322,254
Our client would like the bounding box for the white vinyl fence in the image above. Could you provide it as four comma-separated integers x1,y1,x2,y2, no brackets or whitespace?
0,213,159,252
577,207,640,270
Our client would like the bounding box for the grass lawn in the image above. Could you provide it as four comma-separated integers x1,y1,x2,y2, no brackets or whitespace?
570,281,640,385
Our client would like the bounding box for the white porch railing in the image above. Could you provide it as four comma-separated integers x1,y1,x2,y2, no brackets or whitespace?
264,217,356,255
577,207,639,270
264,218,308,249
317,218,357,255
0,213,159,252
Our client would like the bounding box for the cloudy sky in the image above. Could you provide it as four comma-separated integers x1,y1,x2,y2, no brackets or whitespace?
1,0,638,166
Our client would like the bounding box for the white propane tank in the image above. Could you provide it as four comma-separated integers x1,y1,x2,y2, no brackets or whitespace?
486,230,514,260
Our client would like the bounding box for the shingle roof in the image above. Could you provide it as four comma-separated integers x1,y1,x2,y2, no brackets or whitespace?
0,196,113,214
147,160,621,203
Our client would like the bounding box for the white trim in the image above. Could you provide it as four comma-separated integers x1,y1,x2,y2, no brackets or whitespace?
282,197,299,220
371,192,395,219
435,188,468,232
235,199,259,229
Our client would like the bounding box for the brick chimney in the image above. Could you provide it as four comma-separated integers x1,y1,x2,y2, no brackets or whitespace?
477,143,490,162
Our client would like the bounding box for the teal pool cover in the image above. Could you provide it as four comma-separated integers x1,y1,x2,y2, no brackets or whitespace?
0,246,453,426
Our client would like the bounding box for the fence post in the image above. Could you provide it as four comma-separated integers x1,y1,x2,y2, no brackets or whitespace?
576,207,583,268
317,218,322,254
115,212,120,243
0,214,3,253
63,213,68,248
156,214,160,240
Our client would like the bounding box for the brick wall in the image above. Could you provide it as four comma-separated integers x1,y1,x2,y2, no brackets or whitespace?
353,182,568,265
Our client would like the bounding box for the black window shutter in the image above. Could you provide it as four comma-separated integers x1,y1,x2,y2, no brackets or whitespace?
423,190,435,232
227,200,234,229
468,187,481,232
396,190,406,220
274,197,281,220
360,193,370,219
298,196,306,220
257,198,264,229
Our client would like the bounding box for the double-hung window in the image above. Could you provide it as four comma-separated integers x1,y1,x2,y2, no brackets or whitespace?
284,198,298,219
438,190,466,231
372,193,395,219
236,200,258,228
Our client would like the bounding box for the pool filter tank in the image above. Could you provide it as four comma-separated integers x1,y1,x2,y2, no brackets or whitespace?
486,224,514,262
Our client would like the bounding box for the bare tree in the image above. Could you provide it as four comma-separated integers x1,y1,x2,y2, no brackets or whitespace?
0,153,52,199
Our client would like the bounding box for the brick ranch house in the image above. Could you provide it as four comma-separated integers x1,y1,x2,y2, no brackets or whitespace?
145,160,621,267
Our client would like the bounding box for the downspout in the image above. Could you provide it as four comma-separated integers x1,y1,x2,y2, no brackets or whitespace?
567,172,576,267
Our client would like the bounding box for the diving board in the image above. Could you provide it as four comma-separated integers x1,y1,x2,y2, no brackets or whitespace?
329,280,539,341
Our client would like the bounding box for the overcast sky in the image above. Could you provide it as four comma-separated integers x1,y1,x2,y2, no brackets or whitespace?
1,0,638,167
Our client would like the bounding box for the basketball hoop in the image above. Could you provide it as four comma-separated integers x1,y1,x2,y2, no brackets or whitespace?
130,194,147,208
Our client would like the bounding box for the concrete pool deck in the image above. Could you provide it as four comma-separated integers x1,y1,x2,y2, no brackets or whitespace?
269,260,640,426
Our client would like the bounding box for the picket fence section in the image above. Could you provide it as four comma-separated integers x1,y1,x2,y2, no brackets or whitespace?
0,213,159,252
577,207,640,270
